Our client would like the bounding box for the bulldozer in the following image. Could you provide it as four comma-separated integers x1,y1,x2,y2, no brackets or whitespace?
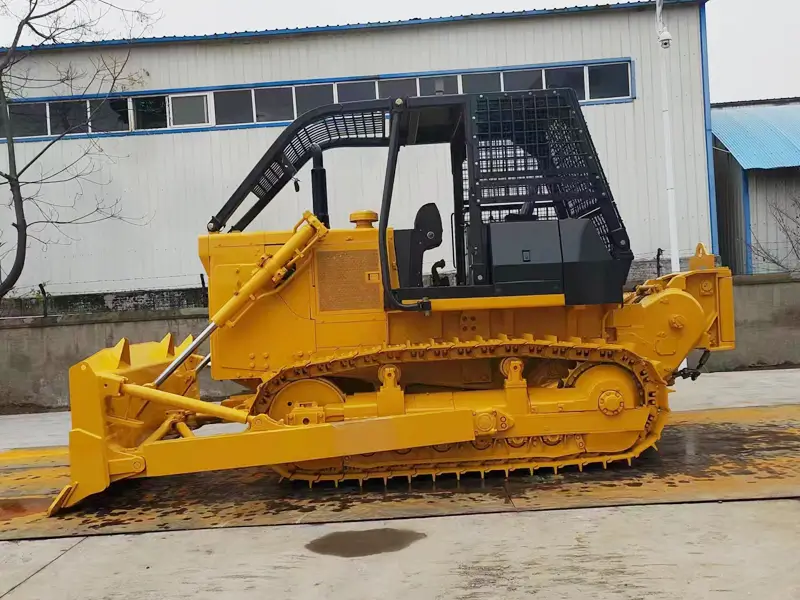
47,88,735,515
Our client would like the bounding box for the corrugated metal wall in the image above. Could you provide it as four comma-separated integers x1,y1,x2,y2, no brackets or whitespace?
713,139,746,274
0,4,711,295
748,168,800,273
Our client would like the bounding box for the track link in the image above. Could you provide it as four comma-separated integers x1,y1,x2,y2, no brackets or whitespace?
252,335,670,485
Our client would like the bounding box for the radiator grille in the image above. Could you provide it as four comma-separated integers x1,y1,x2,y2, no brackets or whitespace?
316,250,382,312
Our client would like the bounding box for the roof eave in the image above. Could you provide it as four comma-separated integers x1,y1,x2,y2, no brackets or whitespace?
4,0,701,54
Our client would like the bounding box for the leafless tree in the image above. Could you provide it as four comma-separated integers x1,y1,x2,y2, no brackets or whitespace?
750,193,800,274
0,0,160,299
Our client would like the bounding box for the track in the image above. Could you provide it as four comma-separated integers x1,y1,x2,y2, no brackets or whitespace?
1,403,798,541
255,334,668,484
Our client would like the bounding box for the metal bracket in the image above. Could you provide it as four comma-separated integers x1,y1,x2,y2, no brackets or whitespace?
672,349,710,382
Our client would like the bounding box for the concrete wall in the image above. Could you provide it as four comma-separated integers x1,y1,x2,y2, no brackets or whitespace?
702,274,800,371
0,309,243,413
2,274,799,412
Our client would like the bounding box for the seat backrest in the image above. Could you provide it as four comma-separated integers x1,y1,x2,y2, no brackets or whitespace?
394,203,443,288
414,203,443,247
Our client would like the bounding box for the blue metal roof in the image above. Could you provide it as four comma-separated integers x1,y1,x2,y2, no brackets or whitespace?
7,0,700,53
712,101,800,170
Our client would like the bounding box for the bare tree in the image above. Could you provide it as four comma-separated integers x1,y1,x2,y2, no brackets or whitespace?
750,193,800,274
0,0,159,298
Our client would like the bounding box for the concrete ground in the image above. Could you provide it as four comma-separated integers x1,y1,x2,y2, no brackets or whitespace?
1,368,798,599
1,500,798,599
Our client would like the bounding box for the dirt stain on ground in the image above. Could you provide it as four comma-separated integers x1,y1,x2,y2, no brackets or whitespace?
0,496,52,521
305,527,427,557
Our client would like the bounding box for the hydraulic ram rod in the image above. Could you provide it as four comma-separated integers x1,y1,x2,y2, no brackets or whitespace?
154,323,217,387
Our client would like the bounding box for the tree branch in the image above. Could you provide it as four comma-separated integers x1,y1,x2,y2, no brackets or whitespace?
0,0,158,299
29,0,80,22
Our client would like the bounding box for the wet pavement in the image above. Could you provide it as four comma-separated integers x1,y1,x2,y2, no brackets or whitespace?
2,500,798,599
1,404,798,541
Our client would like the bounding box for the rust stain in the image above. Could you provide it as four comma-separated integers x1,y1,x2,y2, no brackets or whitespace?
0,404,797,541
0,496,53,521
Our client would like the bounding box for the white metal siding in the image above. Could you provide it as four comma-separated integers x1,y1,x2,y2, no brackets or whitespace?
749,168,800,273
0,4,711,295
713,139,746,274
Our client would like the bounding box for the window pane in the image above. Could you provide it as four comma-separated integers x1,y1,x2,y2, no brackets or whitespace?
545,67,585,100
419,75,458,96
503,69,543,91
133,96,167,130
588,63,630,99
49,101,88,134
378,78,416,99
90,99,129,132
462,72,501,93
6,103,47,137
337,81,377,102
171,95,208,126
295,84,334,116
214,90,254,125
255,87,294,122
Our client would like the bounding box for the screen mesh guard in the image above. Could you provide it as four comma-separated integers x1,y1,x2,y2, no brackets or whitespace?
209,89,632,267
462,90,631,258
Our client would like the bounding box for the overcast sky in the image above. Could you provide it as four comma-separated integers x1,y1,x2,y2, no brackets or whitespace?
1,0,796,103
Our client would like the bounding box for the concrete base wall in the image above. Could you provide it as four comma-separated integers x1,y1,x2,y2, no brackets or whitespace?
1,275,798,411
0,310,243,412
701,275,800,371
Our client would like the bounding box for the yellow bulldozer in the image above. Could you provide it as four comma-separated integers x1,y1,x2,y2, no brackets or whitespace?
47,88,735,515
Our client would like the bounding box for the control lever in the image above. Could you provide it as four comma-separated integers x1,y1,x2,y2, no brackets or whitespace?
431,260,450,286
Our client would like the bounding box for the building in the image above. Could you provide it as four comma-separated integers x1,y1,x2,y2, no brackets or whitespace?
712,97,800,275
0,0,717,296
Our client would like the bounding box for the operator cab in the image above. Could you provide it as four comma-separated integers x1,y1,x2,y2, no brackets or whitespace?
208,89,634,310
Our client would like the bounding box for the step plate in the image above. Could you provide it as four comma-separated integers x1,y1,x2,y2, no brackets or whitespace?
1,404,798,541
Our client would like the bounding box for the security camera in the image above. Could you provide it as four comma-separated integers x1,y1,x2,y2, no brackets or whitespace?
658,29,673,49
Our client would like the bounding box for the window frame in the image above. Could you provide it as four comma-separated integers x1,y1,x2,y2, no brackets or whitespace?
132,95,169,131
542,65,587,101
377,77,419,99
501,68,545,93
168,93,211,128
336,80,379,103
87,97,132,134
3,101,50,138
586,62,632,101
460,71,502,94
213,88,256,126
47,99,91,136
253,86,296,123
1,59,635,142
294,83,335,117
418,75,459,97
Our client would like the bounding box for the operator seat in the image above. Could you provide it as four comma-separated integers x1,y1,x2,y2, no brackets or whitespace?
504,201,540,222
393,203,443,288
